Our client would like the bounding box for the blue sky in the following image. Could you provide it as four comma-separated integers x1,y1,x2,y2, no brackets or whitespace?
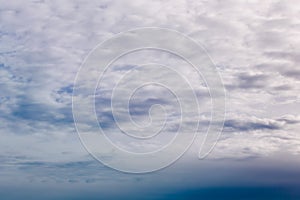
0,0,300,199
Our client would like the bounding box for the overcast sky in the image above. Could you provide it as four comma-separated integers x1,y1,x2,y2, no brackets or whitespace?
0,0,300,199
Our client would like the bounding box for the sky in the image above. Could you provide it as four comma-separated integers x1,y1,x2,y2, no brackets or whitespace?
0,0,300,199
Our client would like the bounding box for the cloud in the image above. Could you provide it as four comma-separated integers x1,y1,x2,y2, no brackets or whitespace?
277,115,300,124
225,72,269,90
0,0,300,187
220,114,300,134
224,117,284,132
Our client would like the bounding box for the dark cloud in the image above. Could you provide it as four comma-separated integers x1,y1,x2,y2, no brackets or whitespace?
264,51,300,63
281,70,300,80
224,119,282,132
272,84,292,91
223,115,300,132
277,115,300,124
226,72,269,90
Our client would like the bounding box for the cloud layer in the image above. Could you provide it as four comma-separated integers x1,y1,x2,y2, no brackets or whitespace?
0,0,300,189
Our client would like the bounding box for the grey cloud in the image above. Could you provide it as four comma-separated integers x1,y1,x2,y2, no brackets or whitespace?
264,51,300,63
281,70,300,80
237,73,269,89
224,118,282,132
225,72,269,90
255,61,300,81
277,115,300,124
272,84,292,91
223,115,300,133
